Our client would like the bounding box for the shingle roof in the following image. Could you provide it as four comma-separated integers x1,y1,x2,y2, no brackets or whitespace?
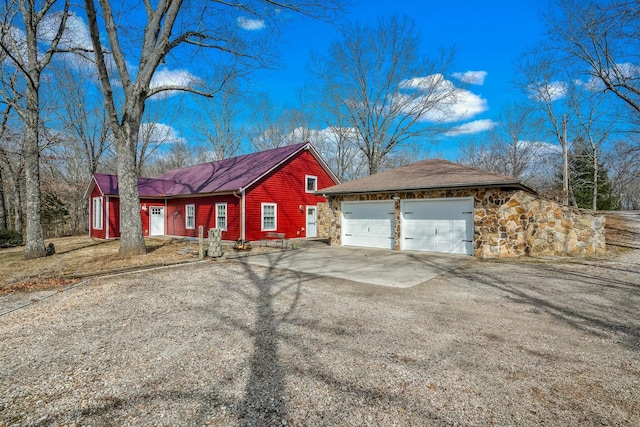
90,143,331,198
92,174,191,197
156,143,310,194
320,159,537,195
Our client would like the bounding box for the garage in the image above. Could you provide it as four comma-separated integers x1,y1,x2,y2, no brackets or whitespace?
400,198,474,255
342,201,395,249
321,158,543,258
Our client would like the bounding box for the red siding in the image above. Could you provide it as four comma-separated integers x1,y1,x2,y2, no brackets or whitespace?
89,185,106,239
108,197,121,238
166,195,240,240
244,149,337,241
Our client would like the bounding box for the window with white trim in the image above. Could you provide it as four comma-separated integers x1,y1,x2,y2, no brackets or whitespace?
92,197,103,230
305,175,317,193
216,203,227,231
185,204,195,229
261,203,277,231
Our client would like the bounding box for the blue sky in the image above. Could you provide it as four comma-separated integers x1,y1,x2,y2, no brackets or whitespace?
250,0,551,159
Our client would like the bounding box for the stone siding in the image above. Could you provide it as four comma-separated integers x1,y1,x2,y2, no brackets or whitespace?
316,202,329,238
328,188,606,258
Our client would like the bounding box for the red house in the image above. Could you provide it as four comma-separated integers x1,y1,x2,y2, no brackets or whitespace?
85,143,339,241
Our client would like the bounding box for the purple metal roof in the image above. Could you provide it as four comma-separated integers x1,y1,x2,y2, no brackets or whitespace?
92,143,309,197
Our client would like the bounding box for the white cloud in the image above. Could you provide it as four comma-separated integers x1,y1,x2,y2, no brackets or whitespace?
453,71,487,85
399,74,489,123
151,68,200,88
39,12,92,50
139,122,185,145
529,80,567,102
419,88,489,122
445,119,496,136
237,17,266,31
399,74,453,92
149,68,202,98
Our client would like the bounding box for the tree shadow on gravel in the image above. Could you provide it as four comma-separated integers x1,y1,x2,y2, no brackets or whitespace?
222,250,448,426
456,260,640,353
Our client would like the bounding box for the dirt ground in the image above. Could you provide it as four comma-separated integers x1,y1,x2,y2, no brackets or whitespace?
0,215,638,425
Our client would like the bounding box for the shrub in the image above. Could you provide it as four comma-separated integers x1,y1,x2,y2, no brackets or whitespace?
0,229,22,248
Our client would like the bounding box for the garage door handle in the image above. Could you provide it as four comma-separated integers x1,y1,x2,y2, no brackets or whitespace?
463,211,473,214
345,211,352,214
345,234,352,236
405,237,414,240
463,240,473,242
404,211,413,214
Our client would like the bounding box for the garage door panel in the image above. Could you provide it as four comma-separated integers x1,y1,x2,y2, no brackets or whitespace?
401,199,473,255
342,201,395,249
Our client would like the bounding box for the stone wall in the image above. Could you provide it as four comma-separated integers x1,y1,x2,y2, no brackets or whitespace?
316,202,329,239
475,189,606,258
327,188,606,258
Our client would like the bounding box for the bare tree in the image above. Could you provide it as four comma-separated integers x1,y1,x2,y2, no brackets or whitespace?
248,95,315,151
311,15,457,174
194,83,244,160
609,139,640,209
458,102,550,183
545,0,640,119
516,52,575,205
83,0,342,257
0,0,71,258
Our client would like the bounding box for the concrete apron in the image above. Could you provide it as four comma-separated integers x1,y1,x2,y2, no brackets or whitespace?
231,244,473,288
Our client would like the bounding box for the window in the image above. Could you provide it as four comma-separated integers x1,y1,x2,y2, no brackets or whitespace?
92,197,103,230
305,175,317,193
185,204,195,229
216,203,227,231
261,203,277,231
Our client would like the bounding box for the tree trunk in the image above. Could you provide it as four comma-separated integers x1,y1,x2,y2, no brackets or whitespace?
0,167,6,230
592,148,598,211
23,88,45,259
116,115,146,257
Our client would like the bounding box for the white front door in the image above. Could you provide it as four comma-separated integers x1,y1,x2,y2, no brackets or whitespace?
401,198,474,255
150,206,165,236
342,201,395,249
306,206,317,238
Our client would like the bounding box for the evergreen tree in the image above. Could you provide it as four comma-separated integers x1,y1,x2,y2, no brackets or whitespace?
570,138,619,210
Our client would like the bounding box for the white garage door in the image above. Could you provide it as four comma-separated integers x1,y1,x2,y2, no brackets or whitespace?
342,201,395,249
401,198,474,255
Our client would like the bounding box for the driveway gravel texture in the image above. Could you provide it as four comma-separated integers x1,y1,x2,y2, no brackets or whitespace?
1,240,639,424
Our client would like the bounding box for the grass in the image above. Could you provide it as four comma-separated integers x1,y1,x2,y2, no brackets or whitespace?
0,236,200,294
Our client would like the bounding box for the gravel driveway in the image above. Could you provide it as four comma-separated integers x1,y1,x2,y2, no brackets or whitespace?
1,248,639,425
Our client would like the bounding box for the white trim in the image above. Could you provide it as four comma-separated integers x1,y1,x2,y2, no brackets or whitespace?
92,196,103,230
241,191,245,240
305,175,318,193
185,204,195,229
216,202,228,231
261,202,277,231
105,196,110,239
306,205,317,238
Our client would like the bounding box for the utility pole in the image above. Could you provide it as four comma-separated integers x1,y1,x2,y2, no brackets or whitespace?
562,114,569,206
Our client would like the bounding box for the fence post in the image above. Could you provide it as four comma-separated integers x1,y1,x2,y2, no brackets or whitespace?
198,225,205,259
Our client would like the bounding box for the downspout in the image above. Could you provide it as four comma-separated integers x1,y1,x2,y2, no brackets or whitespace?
105,196,109,239
233,190,244,241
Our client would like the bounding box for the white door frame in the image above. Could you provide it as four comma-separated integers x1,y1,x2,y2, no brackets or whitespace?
306,205,317,238
150,206,165,236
